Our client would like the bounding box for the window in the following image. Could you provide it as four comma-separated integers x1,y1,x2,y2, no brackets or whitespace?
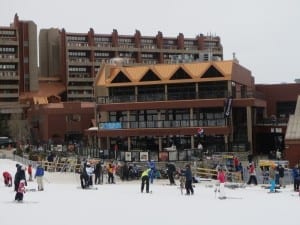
66,114,81,122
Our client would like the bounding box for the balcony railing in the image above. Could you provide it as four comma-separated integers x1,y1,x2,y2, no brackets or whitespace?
101,119,226,129
256,118,288,126
96,90,230,104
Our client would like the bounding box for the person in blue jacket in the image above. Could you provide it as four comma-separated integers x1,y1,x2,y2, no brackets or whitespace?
148,160,156,184
34,164,45,191
292,164,300,192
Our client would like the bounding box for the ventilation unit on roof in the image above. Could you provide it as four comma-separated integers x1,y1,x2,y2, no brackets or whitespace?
109,57,128,66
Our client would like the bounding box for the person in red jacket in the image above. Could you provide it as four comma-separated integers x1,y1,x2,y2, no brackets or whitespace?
217,167,226,199
3,171,12,187
27,164,33,181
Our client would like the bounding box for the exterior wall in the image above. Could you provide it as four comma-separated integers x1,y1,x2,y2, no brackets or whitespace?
28,21,38,91
39,28,61,77
28,102,95,143
284,143,300,166
13,15,38,93
256,83,300,117
93,62,258,153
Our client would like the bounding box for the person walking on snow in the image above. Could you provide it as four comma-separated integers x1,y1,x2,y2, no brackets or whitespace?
141,168,151,193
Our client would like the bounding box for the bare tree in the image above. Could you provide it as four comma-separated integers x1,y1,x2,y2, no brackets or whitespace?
8,113,30,145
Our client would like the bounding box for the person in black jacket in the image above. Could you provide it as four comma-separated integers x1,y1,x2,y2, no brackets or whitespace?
14,164,27,192
166,163,176,185
184,164,194,195
94,161,103,185
80,162,89,189
278,164,285,188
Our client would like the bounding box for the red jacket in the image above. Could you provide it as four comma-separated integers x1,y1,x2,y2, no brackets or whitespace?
28,165,32,174
3,171,12,180
217,171,226,183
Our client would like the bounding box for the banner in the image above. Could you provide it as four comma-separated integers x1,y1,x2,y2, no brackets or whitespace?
224,96,233,117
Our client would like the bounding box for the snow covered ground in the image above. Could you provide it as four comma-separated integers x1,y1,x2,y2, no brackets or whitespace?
1,158,299,225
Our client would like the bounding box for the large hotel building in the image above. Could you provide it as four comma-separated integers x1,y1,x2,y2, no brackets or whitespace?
1,15,300,165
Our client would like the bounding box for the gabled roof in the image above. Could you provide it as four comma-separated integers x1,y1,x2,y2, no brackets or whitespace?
95,60,250,86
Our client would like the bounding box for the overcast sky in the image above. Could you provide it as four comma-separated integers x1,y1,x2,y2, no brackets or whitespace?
1,0,299,84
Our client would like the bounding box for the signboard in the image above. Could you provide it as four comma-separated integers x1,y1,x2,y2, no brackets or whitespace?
99,122,122,129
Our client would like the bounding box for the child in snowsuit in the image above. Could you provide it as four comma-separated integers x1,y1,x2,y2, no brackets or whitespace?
15,179,26,202
141,168,151,193
3,171,12,187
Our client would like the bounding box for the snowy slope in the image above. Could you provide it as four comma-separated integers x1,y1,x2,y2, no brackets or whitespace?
0,159,299,225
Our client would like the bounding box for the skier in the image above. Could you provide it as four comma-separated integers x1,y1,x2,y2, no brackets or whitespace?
247,162,257,185
3,171,12,187
184,164,194,195
15,179,26,202
269,164,276,193
148,160,156,184
141,168,151,193
28,164,33,181
34,164,45,191
217,167,226,199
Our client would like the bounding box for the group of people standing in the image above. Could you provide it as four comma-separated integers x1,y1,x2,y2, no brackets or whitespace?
140,161,194,195
2,163,45,202
80,160,117,189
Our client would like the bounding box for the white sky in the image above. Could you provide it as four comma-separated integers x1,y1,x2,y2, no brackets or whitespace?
1,158,299,225
0,0,300,84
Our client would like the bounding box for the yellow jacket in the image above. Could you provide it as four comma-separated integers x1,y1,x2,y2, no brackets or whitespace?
141,168,151,178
